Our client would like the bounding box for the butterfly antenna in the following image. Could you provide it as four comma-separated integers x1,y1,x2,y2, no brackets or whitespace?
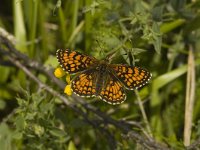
127,49,134,66
96,40,105,56
95,40,116,63
105,50,118,63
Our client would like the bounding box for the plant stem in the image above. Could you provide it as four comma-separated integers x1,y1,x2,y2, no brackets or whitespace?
184,46,196,146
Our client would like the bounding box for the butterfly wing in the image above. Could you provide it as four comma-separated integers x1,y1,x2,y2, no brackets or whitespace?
110,64,152,90
56,49,98,74
99,74,126,105
71,69,97,97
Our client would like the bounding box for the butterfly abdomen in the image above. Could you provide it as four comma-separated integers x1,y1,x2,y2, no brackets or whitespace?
95,64,108,95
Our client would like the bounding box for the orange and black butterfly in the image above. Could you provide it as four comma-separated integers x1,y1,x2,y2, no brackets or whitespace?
56,49,152,105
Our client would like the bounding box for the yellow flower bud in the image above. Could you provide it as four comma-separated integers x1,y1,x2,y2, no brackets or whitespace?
64,85,72,96
66,73,71,85
54,67,65,78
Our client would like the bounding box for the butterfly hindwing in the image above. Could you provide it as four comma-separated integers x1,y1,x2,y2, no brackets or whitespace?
56,49,97,74
71,70,97,97
99,74,126,105
111,64,152,90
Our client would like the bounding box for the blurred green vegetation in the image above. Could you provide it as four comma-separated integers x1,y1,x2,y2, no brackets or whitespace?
0,0,200,149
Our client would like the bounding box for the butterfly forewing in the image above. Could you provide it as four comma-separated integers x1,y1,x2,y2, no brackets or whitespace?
111,64,152,90
56,49,97,74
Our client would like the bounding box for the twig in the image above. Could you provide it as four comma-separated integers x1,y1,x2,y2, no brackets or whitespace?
123,132,169,150
186,137,200,150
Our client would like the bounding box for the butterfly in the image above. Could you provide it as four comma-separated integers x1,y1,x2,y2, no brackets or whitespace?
56,49,152,105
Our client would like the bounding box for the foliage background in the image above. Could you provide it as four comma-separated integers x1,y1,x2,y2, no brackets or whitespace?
0,0,200,149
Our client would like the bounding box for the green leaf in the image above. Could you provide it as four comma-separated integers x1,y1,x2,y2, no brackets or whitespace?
152,5,164,21
152,22,162,54
160,19,186,34
44,55,59,68
13,0,27,52
152,65,187,91
68,141,77,150
15,115,25,130
49,128,68,137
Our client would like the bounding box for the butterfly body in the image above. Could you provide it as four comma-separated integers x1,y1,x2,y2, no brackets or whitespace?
95,65,108,95
56,49,151,105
